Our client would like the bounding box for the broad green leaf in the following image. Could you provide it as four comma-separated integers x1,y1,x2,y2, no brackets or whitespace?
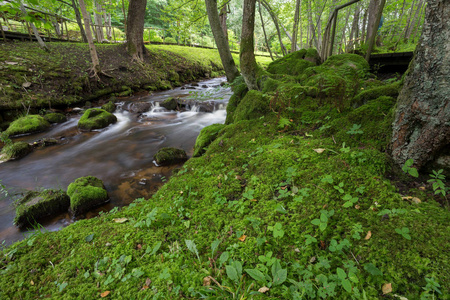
271,260,282,278
272,269,287,286
150,241,162,255
311,219,321,226
245,269,266,283
211,239,220,257
342,278,352,292
226,265,239,283
85,234,94,242
319,222,327,231
348,271,359,283
337,268,347,280
363,263,382,276
219,251,229,266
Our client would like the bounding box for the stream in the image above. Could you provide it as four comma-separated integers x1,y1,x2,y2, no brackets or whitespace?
0,77,231,246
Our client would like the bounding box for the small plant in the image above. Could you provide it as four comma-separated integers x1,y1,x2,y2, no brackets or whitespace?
421,277,442,299
346,124,363,135
395,227,411,240
311,209,335,231
402,159,419,177
428,169,447,198
268,222,285,238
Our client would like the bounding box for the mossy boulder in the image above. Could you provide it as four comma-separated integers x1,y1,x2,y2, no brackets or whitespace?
14,189,70,229
5,115,50,136
78,108,117,131
101,101,116,113
304,48,321,65
193,124,226,157
67,176,109,216
160,97,179,111
0,141,32,161
267,49,315,76
44,112,67,124
232,90,270,123
154,147,187,166
352,81,401,107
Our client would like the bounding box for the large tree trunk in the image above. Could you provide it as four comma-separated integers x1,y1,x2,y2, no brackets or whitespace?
391,0,450,170
241,0,258,90
126,0,147,61
205,0,240,83
291,0,301,53
72,0,88,43
78,0,100,73
219,4,228,42
365,0,378,43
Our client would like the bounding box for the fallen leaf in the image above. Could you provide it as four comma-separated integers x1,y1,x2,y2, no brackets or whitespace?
113,218,128,223
203,276,211,286
141,285,149,290
105,242,112,247
401,196,413,200
419,186,426,191
305,132,313,137
145,278,151,286
250,199,257,202
100,291,110,297
30,280,34,285
365,231,372,240
382,283,392,294
137,244,142,250
309,256,316,263
235,175,242,180
355,204,361,209
294,248,300,253
411,197,421,204
258,286,270,293
22,82,31,88
238,234,247,242
313,148,326,153
5,61,18,65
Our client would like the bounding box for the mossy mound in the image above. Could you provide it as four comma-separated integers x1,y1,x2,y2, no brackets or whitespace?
154,147,187,166
352,81,401,107
78,108,117,131
44,112,67,123
232,90,270,123
5,115,50,136
14,189,70,229
101,101,116,113
67,176,109,216
267,49,316,76
193,123,226,157
0,141,32,161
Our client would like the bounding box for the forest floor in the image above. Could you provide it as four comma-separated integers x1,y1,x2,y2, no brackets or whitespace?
0,43,448,299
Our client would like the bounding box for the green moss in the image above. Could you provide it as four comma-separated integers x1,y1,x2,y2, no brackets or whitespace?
44,112,67,123
352,81,401,107
232,90,270,123
5,115,50,136
193,123,226,157
261,77,282,93
67,176,108,216
14,189,69,229
101,101,116,113
78,108,117,131
160,97,179,111
0,141,32,160
267,49,315,76
154,147,187,165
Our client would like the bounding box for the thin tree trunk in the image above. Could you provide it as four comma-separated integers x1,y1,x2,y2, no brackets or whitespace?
411,3,425,42
365,0,386,61
347,4,360,51
219,4,228,42
205,0,240,82
387,0,406,42
19,3,49,51
361,8,368,43
71,0,88,43
339,8,352,53
261,0,287,55
365,0,378,43
403,0,416,41
404,0,423,42
258,0,273,60
241,0,258,90
0,18,6,41
122,0,127,34
291,0,301,52
78,0,101,73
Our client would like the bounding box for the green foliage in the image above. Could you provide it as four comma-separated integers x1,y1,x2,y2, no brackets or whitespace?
402,159,419,178
428,169,447,198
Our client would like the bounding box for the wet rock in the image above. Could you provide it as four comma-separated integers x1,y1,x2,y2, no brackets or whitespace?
14,189,70,229
44,112,67,124
201,85,208,88
67,176,109,216
0,141,32,161
5,115,50,136
101,101,116,113
128,102,151,113
78,108,117,131
154,147,187,166
191,83,199,87
32,138,59,148
160,97,179,111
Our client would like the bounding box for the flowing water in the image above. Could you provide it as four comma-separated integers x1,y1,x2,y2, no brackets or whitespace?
0,77,231,245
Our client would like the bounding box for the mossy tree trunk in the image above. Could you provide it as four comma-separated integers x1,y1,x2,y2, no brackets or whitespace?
205,0,239,83
391,0,450,170
126,0,147,61
240,0,258,90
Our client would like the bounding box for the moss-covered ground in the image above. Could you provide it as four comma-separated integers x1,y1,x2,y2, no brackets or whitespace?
0,50,448,299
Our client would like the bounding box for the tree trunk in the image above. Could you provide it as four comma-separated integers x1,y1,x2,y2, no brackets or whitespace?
94,0,104,42
365,0,378,43
291,0,301,52
403,0,416,42
404,0,424,43
241,0,258,90
361,7,368,43
78,0,101,73
126,0,147,61
347,4,360,50
0,18,7,41
122,0,127,34
411,4,425,42
72,0,88,43
205,0,240,83
365,0,386,61
261,0,287,55
391,0,450,170
19,3,49,51
258,0,274,60
219,4,228,42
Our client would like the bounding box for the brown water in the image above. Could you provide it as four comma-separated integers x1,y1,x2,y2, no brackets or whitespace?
0,77,231,245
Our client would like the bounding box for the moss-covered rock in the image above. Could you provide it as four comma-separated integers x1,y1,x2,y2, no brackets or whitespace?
101,101,116,113
304,48,321,65
352,81,401,107
14,189,70,229
44,112,67,124
78,108,117,131
154,147,187,166
267,49,315,76
232,90,270,123
0,141,32,161
67,176,109,216
5,115,50,136
160,97,179,111
193,124,226,157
